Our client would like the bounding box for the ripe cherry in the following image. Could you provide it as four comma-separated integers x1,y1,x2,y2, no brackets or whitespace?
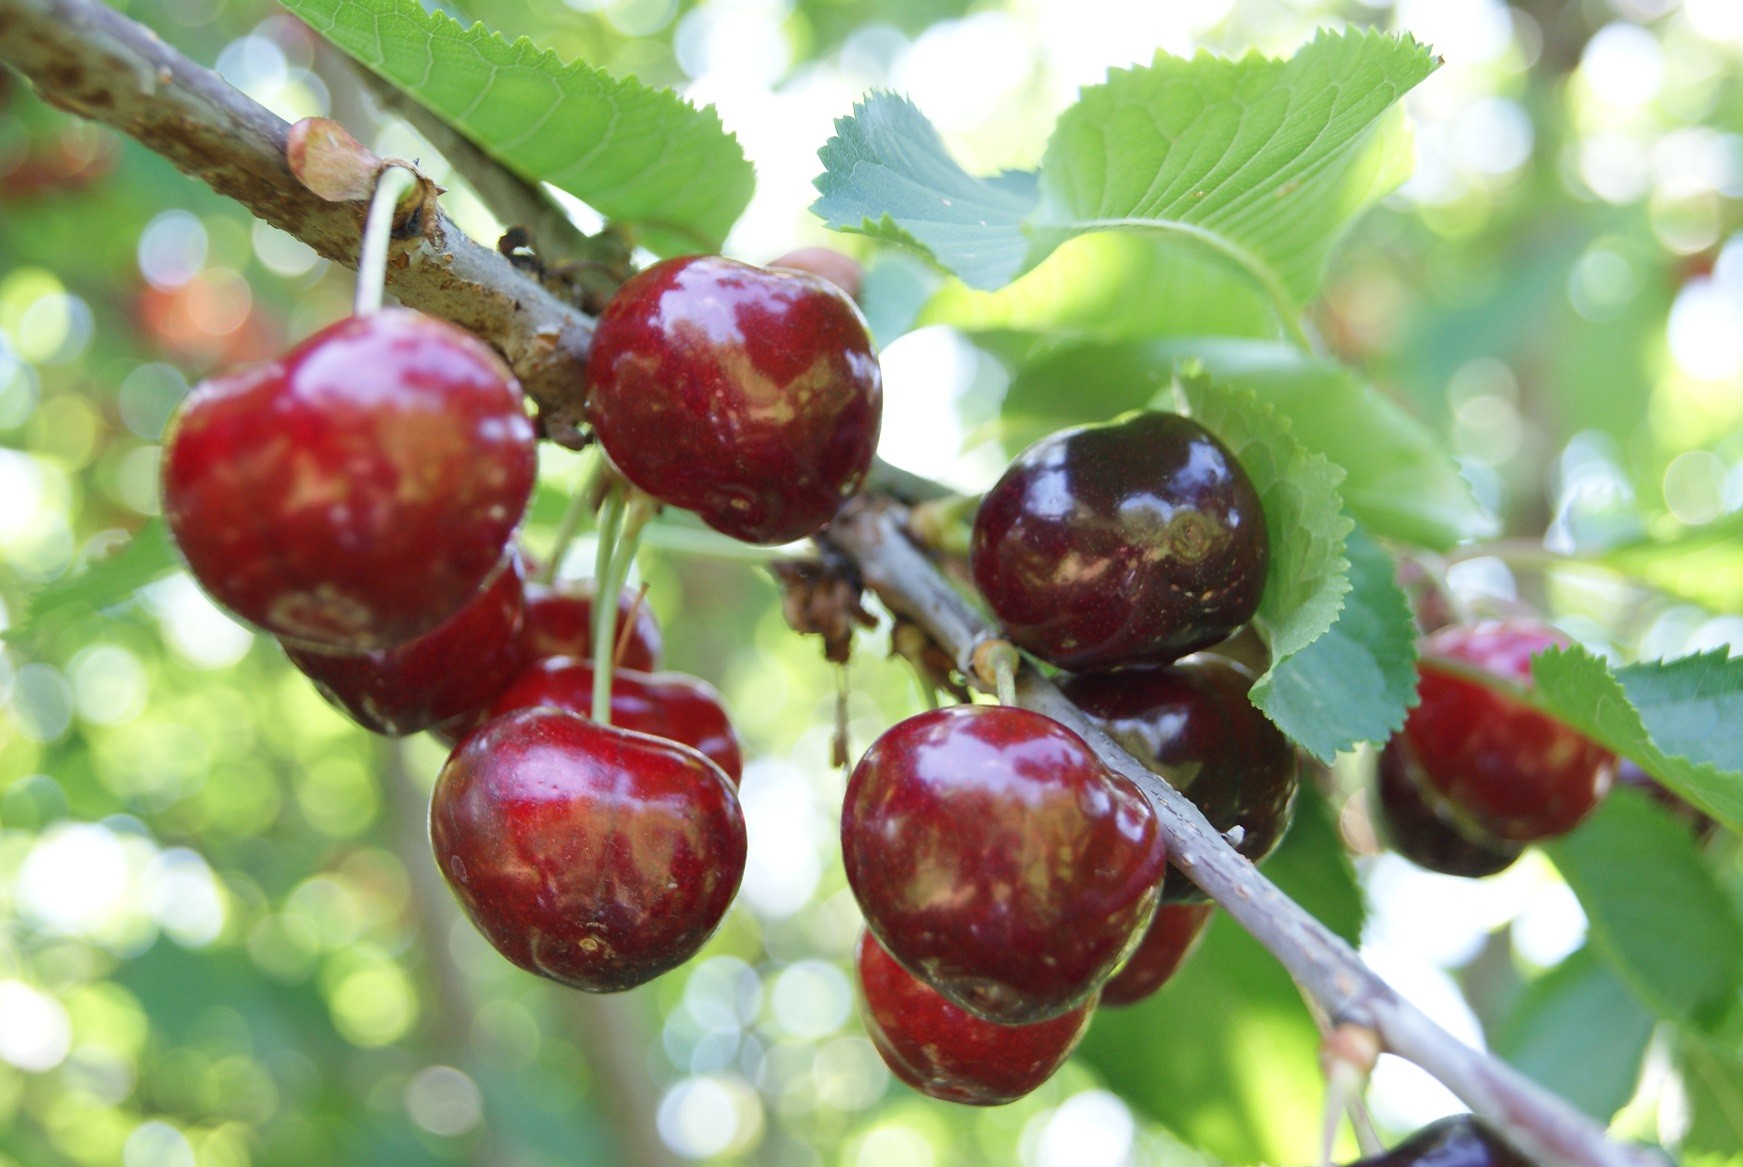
769,247,865,300
855,930,1092,1106
431,708,745,992
284,551,527,737
162,309,536,649
1408,622,1614,843
1058,659,1297,902
841,704,1166,1024
971,411,1268,670
1333,1115,1531,1167
1100,903,1215,1007
522,579,663,673
1374,736,1522,878
487,657,743,784
585,255,882,545
1616,758,1717,843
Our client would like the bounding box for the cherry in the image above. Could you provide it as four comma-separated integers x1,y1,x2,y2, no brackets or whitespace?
486,657,743,784
855,930,1092,1106
1100,902,1215,1007
1333,1115,1532,1167
521,579,663,673
1374,736,1522,878
431,708,745,992
1616,758,1717,843
1408,622,1614,842
768,247,865,300
970,411,1268,670
841,704,1166,1025
162,309,536,650
1058,658,1297,902
283,551,527,737
585,255,882,545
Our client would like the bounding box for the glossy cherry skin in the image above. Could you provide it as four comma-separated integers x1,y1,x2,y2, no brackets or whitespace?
1374,736,1522,878
521,579,663,673
431,708,745,992
487,657,742,784
1409,622,1615,843
1333,1115,1532,1167
1100,903,1215,1007
1058,659,1298,902
162,309,536,649
971,411,1268,670
841,704,1166,1025
855,930,1093,1106
586,255,882,544
284,552,527,737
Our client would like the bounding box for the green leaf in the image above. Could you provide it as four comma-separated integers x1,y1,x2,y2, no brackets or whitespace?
1544,788,1743,1029
998,338,1492,549
1617,651,1743,778
1680,1037,1743,1157
814,31,1435,315
920,233,1278,345
1251,523,1418,763
1077,787,1361,1163
1178,372,1350,663
17,520,174,632
1494,946,1654,1121
1599,512,1743,614
281,0,751,254
1532,645,1743,835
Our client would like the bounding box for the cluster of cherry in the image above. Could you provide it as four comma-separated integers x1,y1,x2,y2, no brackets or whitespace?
160,252,881,991
841,409,1299,1104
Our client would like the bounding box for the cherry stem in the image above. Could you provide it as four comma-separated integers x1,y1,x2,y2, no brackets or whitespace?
971,639,1021,706
615,583,650,668
590,490,655,725
590,487,626,724
354,165,418,317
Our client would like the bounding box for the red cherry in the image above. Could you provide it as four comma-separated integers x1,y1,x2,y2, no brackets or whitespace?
522,579,662,673
1058,659,1298,902
841,704,1166,1024
1374,736,1522,878
486,657,742,784
162,309,536,649
1408,622,1615,842
284,551,527,737
431,708,745,992
768,247,865,300
855,930,1092,1106
1099,903,1215,1007
585,255,883,544
971,411,1268,670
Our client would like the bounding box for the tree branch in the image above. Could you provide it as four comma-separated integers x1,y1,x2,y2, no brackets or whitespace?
0,0,591,441
826,500,1666,1167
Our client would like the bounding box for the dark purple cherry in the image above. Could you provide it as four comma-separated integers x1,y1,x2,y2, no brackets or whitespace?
841,704,1166,1025
1059,659,1298,902
1616,758,1717,843
487,657,742,784
1330,1115,1532,1167
522,578,662,673
970,411,1268,670
431,708,745,992
1410,622,1614,842
161,309,536,649
856,930,1092,1106
585,255,882,544
1100,902,1215,1007
284,551,527,737
1374,736,1523,878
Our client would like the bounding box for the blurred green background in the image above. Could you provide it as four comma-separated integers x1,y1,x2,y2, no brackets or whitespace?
2,0,1742,1164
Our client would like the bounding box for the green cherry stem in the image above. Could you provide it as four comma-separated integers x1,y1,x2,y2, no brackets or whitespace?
354,165,419,318
590,486,626,724
589,488,656,725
